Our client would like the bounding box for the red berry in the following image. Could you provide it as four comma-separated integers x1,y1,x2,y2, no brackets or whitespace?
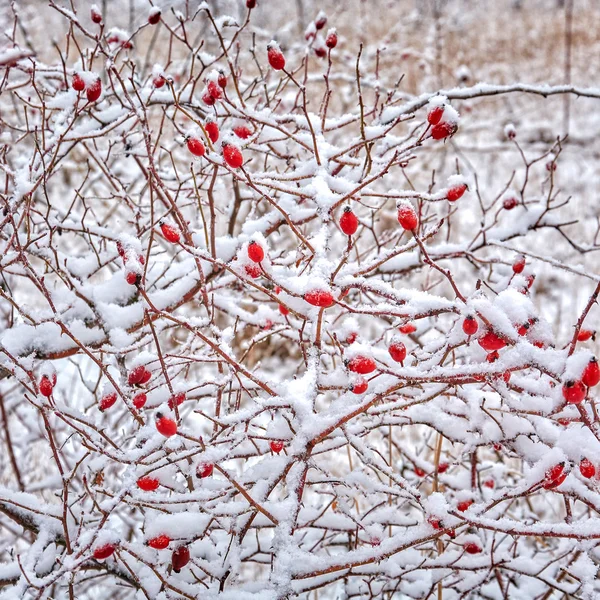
428,517,442,530
171,545,190,572
207,80,222,100
197,463,214,478
345,332,358,345
427,105,445,125
325,30,338,49
187,137,205,157
72,73,85,91
517,323,529,336
399,322,417,334
39,375,54,397
388,341,407,363
86,78,102,102
582,357,600,388
346,355,377,374
478,331,506,352
503,197,518,210
462,316,478,336
314,46,327,58
543,463,567,489
125,271,140,286
315,14,327,29
246,0,257,8
483,479,495,489
270,440,284,454
202,92,216,106
205,121,219,143
217,71,227,88
562,380,587,404
279,304,289,316
148,9,161,25
153,75,165,88
304,289,334,308
133,392,147,409
233,125,252,139
247,241,265,263
414,467,425,477
99,391,117,411
168,392,186,410
128,365,147,385
160,222,180,243
139,368,152,385
431,122,457,140
340,207,359,236
156,414,177,437
244,264,261,278
397,204,418,230
148,535,170,549
223,144,243,169
512,256,526,274
350,377,368,394
487,350,500,363
464,542,482,554
437,462,449,474
267,44,286,70
578,329,595,342
137,476,160,491
457,499,473,512
93,543,116,560
91,7,103,23
447,184,467,202
580,458,596,479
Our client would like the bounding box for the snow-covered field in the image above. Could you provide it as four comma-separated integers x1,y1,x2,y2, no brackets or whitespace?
1,1,600,598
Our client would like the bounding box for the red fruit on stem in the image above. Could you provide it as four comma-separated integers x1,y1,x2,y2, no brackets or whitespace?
457,499,473,512
431,122,457,140
437,462,449,474
428,517,442,530
447,184,467,202
233,125,252,139
205,121,219,143
577,329,595,342
86,78,102,102
245,264,261,278
582,357,600,388
464,542,482,554
125,271,140,286
304,289,334,308
314,46,327,58
128,365,147,386
148,535,170,549
279,304,289,316
340,206,359,235
187,137,205,157
137,476,160,491
315,14,327,29
217,71,227,88
172,545,190,572
246,0,257,7
414,467,425,477
91,7,103,23
153,75,165,88
399,322,417,334
197,463,214,478
346,355,377,374
543,463,567,489
503,197,518,210
512,256,526,274
462,316,478,336
72,73,85,91
133,392,147,409
517,323,529,336
207,80,222,100
93,543,116,560
267,44,286,70
487,350,500,363
161,222,180,243
270,440,284,454
39,376,54,397
168,392,186,410
325,30,338,49
202,92,216,106
478,331,506,352
397,204,418,230
156,414,177,437
350,377,368,394
388,341,407,363
99,392,117,411
562,380,587,404
427,105,445,125
345,332,358,345
247,241,264,263
223,144,243,168
580,458,596,479
483,479,495,489
148,9,161,25
138,368,152,384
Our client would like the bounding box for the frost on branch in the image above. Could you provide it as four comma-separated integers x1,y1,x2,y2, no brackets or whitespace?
1,1,600,599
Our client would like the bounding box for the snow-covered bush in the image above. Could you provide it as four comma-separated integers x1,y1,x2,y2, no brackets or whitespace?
1,1,600,598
